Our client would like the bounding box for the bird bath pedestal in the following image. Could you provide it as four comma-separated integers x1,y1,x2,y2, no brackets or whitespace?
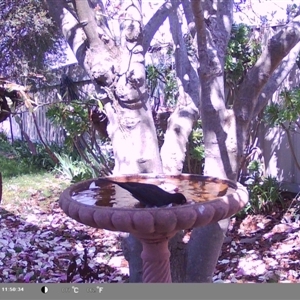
59,174,248,283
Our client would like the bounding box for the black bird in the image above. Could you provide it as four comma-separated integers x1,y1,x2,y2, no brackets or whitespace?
98,178,187,207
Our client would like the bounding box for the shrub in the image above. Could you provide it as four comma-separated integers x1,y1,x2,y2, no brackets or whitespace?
241,175,284,216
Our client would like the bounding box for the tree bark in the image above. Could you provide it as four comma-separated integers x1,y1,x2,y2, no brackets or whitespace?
160,0,199,174
186,219,229,282
46,0,162,174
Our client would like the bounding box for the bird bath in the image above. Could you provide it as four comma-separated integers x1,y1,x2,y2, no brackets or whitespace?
59,174,248,283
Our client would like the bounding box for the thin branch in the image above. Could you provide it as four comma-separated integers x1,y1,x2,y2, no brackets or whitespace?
79,135,112,175
169,1,188,81
32,111,59,165
74,0,101,49
46,0,86,66
181,0,195,37
169,0,200,107
143,0,179,54
190,0,207,63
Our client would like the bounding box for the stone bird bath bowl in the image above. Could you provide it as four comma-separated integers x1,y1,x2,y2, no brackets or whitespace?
59,174,248,283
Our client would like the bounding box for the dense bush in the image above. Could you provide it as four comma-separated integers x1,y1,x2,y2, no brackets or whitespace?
0,134,65,177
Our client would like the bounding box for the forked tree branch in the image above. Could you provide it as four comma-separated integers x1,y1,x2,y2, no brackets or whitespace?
253,41,300,117
234,15,300,125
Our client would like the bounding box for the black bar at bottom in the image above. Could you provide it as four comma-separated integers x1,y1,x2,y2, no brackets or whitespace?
0,283,299,300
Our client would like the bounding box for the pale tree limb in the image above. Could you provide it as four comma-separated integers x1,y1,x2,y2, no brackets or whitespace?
105,0,162,175
74,0,103,49
46,0,87,66
192,0,236,180
46,0,118,84
181,0,195,37
253,41,300,117
46,0,162,176
190,0,207,65
160,0,199,175
184,0,235,283
143,0,179,54
234,15,300,165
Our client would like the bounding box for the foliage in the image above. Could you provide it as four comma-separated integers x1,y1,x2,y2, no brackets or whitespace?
264,87,300,127
46,97,113,176
46,95,110,179
225,23,262,89
46,100,90,148
238,158,284,216
0,137,48,178
0,130,100,182
0,134,66,178
189,121,205,161
0,0,63,79
11,139,60,171
241,173,284,216
54,152,95,183
183,33,197,57
263,87,300,171
146,64,178,106
183,120,205,174
0,132,15,155
0,155,41,179
0,80,36,124
247,160,262,179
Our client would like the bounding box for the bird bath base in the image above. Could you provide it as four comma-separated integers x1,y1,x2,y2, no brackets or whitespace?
59,174,248,283
138,235,175,283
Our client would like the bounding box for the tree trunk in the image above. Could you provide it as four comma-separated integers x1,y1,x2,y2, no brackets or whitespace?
46,0,163,175
161,0,199,174
186,219,229,282
121,234,143,283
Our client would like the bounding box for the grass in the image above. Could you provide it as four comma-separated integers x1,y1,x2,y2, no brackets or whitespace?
1,153,70,214
2,172,70,213
0,136,70,210
0,137,41,178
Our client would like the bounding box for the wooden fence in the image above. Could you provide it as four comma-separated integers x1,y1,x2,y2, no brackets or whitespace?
0,64,96,145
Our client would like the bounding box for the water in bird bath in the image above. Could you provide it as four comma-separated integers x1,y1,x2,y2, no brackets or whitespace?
72,177,233,208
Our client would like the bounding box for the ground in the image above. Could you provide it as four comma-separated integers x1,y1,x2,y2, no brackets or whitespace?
1,173,300,283
214,210,300,283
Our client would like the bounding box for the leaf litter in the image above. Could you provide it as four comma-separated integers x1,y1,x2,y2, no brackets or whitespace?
1,180,300,283
0,183,129,283
212,198,300,283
